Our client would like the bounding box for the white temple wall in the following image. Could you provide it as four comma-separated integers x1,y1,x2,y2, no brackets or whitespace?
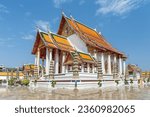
67,34,88,53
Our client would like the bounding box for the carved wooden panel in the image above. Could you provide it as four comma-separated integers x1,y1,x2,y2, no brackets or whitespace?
61,22,74,37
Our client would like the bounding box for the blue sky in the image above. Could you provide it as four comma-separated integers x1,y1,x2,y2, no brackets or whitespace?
0,0,150,70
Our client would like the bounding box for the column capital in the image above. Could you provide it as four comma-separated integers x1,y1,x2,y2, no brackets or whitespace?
49,48,52,52
106,51,111,55
94,49,97,52
113,53,117,56
119,55,122,58
62,51,66,55
122,57,127,61
37,47,40,51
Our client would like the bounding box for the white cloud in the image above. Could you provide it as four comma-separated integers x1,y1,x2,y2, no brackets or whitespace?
0,4,9,13
95,0,148,15
22,34,34,40
35,20,50,31
53,0,72,8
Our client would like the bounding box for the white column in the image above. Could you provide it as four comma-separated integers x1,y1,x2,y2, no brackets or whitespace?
81,64,84,73
55,49,59,74
97,52,100,61
87,63,90,73
119,56,123,75
70,66,72,72
42,58,44,77
65,65,68,73
94,50,97,60
101,53,105,74
94,50,97,72
114,55,117,64
107,53,111,74
34,55,37,65
92,64,95,73
49,49,52,61
123,59,126,76
62,52,66,74
37,48,40,76
45,48,49,75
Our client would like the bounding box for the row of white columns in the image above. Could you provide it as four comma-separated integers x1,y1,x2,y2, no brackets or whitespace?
80,63,95,73
100,52,126,76
35,48,126,76
35,48,67,76
46,48,66,75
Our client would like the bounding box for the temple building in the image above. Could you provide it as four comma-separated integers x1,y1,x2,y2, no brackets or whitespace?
0,72,24,80
23,64,41,78
141,71,150,79
32,13,127,80
127,64,141,80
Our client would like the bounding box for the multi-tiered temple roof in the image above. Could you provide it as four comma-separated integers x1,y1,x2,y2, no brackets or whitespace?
32,13,125,61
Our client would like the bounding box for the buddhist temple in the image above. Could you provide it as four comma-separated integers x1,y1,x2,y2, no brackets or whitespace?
31,13,127,81
141,71,150,79
127,64,141,80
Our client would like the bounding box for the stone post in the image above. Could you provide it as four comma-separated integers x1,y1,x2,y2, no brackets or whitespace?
73,52,79,79
113,62,118,79
49,60,54,79
34,65,38,79
97,61,103,79
55,49,59,74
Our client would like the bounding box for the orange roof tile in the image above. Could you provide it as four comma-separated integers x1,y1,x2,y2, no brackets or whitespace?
65,17,122,54
41,32,53,43
71,52,95,63
32,31,57,55
50,33,74,52
40,32,57,48
78,52,93,61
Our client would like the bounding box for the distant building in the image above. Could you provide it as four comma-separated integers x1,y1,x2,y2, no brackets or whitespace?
141,71,150,79
127,64,141,79
0,65,24,80
23,64,42,77
0,72,24,80
0,65,6,72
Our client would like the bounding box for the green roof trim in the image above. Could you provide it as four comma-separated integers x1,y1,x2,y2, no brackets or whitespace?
50,33,67,40
40,32,54,44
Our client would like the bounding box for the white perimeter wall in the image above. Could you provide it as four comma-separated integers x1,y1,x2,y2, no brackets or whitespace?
0,76,24,80
67,34,88,53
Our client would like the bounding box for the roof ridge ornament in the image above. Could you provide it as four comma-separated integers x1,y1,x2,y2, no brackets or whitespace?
62,11,67,17
70,15,74,20
36,26,40,32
